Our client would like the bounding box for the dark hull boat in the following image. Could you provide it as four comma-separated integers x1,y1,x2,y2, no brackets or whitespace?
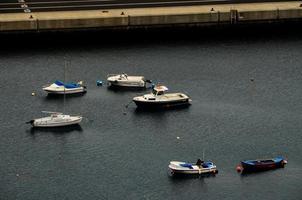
133,85,191,110
236,156,287,173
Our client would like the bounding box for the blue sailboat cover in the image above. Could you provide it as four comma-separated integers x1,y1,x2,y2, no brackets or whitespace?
242,160,257,165
55,80,81,89
180,163,193,169
273,156,284,163
202,162,213,168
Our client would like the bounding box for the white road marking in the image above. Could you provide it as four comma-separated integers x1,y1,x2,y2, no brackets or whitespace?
0,0,229,11
26,0,117,5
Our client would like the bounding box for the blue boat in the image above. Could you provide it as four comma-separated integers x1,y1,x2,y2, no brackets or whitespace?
236,156,287,173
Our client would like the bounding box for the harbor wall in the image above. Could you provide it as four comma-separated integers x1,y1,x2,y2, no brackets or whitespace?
0,2,302,32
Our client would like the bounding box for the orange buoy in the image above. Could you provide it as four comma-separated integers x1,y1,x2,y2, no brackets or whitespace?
236,165,242,173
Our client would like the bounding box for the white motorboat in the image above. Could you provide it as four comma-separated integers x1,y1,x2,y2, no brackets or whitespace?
133,85,191,109
27,111,82,127
107,73,151,88
43,80,86,95
169,160,218,175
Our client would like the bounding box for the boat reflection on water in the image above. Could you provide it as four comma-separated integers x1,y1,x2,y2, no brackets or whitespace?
134,103,191,112
169,172,217,179
45,92,86,99
107,85,150,93
168,169,217,181
133,104,191,114
238,167,286,177
29,124,83,135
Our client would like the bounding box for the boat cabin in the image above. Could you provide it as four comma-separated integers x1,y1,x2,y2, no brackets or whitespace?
152,85,168,96
118,73,128,80
42,111,62,118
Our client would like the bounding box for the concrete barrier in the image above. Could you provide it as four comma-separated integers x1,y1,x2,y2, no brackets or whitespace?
0,14,37,31
0,1,302,32
38,17,128,30
279,8,302,19
129,12,219,26
35,10,129,30
238,10,278,21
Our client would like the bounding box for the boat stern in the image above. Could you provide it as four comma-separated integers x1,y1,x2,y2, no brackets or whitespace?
26,119,35,126
275,156,288,167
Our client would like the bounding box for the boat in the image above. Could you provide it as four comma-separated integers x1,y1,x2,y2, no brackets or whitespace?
27,111,82,127
28,60,83,128
236,156,287,173
133,85,191,109
107,73,151,88
43,80,86,95
169,160,218,175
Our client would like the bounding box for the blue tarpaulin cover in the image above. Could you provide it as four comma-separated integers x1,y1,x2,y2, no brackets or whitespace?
273,156,284,163
202,162,213,168
180,163,193,169
54,80,80,89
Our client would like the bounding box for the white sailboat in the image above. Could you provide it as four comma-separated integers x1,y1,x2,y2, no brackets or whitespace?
28,111,82,127
28,60,83,128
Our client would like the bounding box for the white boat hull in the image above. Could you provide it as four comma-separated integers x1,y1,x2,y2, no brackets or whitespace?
43,87,85,94
169,161,218,175
107,74,147,88
43,82,86,94
32,115,82,127
133,93,191,109
169,167,217,174
108,80,145,88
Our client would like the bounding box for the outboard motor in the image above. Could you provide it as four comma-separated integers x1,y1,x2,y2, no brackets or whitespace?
26,120,35,125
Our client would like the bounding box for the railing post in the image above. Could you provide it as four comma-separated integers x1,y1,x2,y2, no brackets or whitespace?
230,9,238,24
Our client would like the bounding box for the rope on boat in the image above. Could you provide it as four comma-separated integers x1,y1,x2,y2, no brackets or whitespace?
125,100,133,109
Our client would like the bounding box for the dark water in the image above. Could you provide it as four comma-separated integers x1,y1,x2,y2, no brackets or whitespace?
0,24,302,200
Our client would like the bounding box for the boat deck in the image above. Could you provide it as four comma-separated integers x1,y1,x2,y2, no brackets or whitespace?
158,93,189,99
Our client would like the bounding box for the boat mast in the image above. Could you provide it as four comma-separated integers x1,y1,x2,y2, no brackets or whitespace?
63,58,66,114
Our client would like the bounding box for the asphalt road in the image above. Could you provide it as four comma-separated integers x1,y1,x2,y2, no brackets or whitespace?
0,0,298,13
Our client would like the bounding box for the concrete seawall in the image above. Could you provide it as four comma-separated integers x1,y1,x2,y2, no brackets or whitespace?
0,1,302,32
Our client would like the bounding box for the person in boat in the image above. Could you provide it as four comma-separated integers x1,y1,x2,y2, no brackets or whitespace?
196,159,204,167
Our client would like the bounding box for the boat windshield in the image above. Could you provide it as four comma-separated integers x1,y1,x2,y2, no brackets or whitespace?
120,74,128,79
152,90,164,95
51,114,58,118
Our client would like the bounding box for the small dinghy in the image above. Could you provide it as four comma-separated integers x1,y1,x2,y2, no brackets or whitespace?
169,159,218,175
133,85,191,109
43,80,86,95
107,73,151,88
27,111,82,127
236,156,287,173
